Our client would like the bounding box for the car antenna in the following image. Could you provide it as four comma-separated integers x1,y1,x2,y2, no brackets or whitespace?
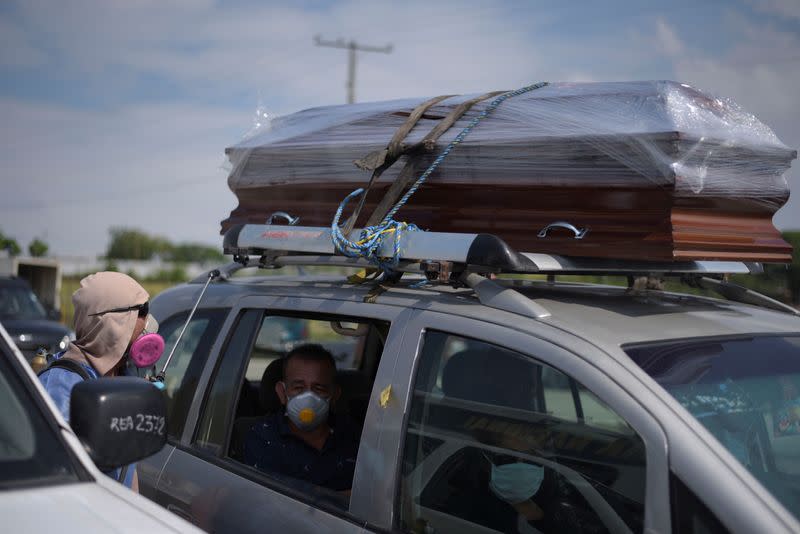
151,269,221,387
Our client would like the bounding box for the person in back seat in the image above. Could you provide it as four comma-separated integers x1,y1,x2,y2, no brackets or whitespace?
243,344,359,492
439,347,551,531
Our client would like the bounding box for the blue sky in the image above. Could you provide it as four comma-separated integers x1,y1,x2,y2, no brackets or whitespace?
1,0,799,255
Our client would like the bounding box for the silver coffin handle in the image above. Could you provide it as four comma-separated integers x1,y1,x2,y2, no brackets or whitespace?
266,212,300,226
537,221,589,240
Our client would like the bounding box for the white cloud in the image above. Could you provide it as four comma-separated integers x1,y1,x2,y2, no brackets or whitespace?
0,98,247,255
650,17,800,230
3,0,800,259
656,15,800,128
3,0,595,110
1,0,576,255
749,0,800,21
655,16,685,58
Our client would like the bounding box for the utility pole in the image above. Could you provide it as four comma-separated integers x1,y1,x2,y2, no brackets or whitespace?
314,35,393,104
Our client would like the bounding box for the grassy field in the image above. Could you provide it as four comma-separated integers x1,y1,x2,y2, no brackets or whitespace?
59,277,176,327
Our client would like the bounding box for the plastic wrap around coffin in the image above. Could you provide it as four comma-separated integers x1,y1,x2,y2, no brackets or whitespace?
222,81,797,262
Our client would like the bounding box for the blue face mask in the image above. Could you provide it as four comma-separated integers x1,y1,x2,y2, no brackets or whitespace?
487,459,545,504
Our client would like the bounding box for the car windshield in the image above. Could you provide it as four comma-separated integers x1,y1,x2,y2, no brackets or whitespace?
0,346,80,489
626,335,800,520
0,284,47,320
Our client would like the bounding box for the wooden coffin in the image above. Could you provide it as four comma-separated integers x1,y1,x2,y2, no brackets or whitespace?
221,81,796,262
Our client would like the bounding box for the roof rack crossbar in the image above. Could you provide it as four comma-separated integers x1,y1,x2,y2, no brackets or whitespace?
223,223,761,276
692,276,799,316
225,224,485,265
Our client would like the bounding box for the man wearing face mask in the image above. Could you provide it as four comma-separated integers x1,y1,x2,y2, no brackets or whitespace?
243,344,359,492
38,271,165,491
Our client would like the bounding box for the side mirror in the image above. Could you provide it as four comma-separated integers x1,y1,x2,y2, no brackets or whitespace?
48,308,61,321
70,377,167,471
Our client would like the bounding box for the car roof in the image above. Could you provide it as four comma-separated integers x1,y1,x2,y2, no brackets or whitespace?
155,273,800,354
510,282,800,349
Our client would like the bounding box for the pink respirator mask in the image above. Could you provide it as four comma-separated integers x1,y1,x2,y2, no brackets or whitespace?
129,332,165,368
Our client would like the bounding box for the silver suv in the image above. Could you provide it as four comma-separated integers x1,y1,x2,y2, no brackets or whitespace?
137,224,800,534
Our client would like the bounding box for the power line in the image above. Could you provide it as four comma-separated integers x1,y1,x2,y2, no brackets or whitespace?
314,35,393,104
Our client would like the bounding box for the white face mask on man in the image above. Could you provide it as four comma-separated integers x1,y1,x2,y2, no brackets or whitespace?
285,390,331,431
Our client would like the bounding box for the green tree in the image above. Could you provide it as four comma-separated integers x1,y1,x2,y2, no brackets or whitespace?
106,228,171,260
106,228,223,264
0,229,21,256
145,265,188,283
164,243,224,263
103,259,119,272
28,238,49,257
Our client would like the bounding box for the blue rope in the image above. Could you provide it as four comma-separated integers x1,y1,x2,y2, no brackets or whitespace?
331,187,420,272
331,81,549,273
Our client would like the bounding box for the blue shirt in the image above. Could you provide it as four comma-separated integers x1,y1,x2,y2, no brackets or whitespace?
38,352,136,489
243,413,359,492
38,353,98,421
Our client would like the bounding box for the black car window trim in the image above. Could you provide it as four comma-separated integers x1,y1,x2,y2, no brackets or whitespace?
392,326,646,531
569,376,585,423
670,472,729,533
622,331,800,353
154,307,229,447
1,335,93,485
190,309,262,451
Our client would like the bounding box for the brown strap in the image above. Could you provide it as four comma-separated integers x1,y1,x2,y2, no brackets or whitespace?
365,90,506,226
353,94,455,172
419,90,505,151
344,95,455,236
347,268,380,284
364,162,421,227
38,358,92,381
364,283,390,303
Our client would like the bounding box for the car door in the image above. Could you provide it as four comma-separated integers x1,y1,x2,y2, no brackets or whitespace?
153,294,413,533
135,307,230,501
365,309,671,533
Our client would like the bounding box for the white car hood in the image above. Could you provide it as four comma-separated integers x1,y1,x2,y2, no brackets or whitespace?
1,482,193,533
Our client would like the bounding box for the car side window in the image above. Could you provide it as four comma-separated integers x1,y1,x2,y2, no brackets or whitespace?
193,310,262,454
193,309,390,512
541,366,578,422
398,330,647,534
143,309,226,440
245,315,364,383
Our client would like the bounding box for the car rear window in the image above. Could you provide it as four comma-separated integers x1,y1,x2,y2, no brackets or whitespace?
626,335,800,522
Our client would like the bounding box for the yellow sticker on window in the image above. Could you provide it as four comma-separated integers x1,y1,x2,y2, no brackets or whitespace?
379,385,392,408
